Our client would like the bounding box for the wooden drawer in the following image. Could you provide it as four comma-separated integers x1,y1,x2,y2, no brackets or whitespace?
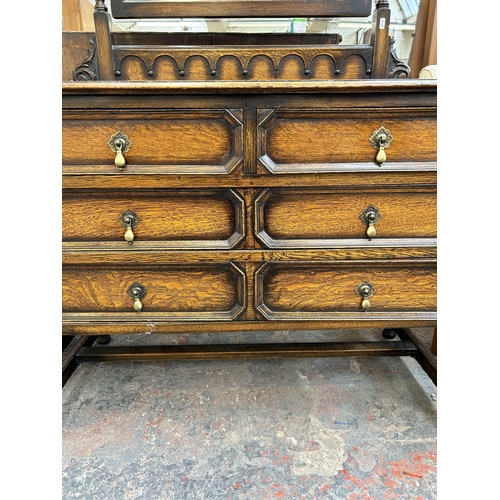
62,263,245,321
62,189,244,250
62,109,243,174
257,109,436,173
255,188,436,248
255,260,436,320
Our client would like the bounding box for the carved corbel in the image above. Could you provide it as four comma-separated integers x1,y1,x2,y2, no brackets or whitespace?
388,37,410,79
72,37,99,81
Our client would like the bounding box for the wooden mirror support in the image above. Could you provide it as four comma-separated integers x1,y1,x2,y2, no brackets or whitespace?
71,0,410,81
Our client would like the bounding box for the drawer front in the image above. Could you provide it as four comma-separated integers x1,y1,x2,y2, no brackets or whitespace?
62,109,243,174
256,261,436,320
258,109,436,173
62,263,245,320
255,188,436,248
62,189,244,249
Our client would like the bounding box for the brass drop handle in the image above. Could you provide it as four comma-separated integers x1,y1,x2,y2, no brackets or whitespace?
132,289,143,312
118,209,140,245
124,222,134,243
359,205,381,240
108,131,132,170
114,140,126,168
369,127,393,166
376,135,387,165
127,282,147,313
355,281,375,311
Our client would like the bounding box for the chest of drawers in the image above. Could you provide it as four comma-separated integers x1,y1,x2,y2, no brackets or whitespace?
62,79,437,377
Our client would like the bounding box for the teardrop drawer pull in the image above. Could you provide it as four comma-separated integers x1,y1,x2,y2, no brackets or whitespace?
369,127,393,166
359,205,381,240
127,282,147,312
118,209,140,244
108,131,132,170
355,280,375,311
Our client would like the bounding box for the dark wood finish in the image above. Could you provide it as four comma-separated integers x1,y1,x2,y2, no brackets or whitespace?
63,80,436,348
109,0,373,18
62,2,435,385
400,328,437,384
431,326,437,355
63,32,94,81
93,7,114,79
371,0,391,79
68,1,410,81
112,45,376,81
76,340,418,361
62,335,97,387
63,32,343,81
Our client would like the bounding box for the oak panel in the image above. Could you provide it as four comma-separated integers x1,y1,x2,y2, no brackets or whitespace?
62,109,243,173
62,189,244,249
62,263,245,318
258,109,436,172
255,188,436,247
256,261,436,319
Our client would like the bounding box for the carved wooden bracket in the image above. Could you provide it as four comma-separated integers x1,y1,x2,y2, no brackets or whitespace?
72,37,99,81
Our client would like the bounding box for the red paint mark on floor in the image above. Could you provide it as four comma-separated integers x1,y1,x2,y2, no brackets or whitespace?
319,484,331,494
388,451,437,480
273,483,286,498
274,455,292,466
340,469,364,486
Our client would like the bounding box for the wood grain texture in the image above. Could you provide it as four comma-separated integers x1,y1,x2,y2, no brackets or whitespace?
258,110,436,171
256,261,437,318
93,9,114,80
62,318,438,336
62,263,245,316
62,166,436,191
62,247,438,266
62,189,244,249
256,188,436,244
62,79,437,341
63,32,95,81
62,109,243,172
62,79,437,94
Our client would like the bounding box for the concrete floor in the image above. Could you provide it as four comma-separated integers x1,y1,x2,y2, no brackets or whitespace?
62,329,437,499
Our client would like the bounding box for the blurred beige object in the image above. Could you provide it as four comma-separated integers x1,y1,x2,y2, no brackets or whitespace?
408,0,437,78
419,65,437,79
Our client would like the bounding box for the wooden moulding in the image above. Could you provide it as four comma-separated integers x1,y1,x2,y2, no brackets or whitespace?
111,45,375,81
76,340,418,362
72,1,408,81
62,79,437,95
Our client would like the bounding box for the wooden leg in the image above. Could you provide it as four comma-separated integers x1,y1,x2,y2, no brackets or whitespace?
431,326,437,356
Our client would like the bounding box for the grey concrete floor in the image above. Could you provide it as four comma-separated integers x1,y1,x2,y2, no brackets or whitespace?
62,329,437,499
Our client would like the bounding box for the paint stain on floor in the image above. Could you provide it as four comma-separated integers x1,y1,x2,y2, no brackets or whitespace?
63,353,436,499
